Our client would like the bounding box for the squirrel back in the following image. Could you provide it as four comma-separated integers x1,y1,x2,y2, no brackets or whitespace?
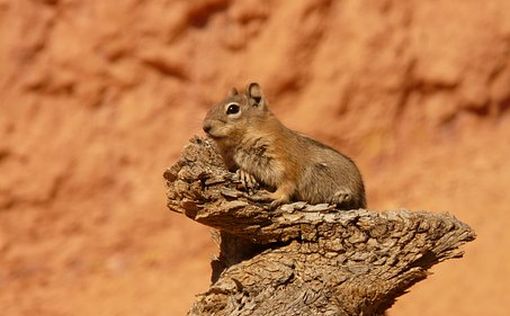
203,82,366,209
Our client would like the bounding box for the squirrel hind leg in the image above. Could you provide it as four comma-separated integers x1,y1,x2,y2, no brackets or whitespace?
268,182,294,209
247,182,294,210
247,190,289,210
269,194,290,209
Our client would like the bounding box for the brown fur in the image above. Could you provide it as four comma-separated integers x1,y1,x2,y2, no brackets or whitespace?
202,82,366,209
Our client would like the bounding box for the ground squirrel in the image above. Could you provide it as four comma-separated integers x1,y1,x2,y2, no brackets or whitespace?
202,82,366,209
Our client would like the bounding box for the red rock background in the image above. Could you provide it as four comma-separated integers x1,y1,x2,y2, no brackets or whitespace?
1,0,510,315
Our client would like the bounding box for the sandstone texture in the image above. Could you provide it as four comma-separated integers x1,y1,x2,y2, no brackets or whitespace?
1,0,509,315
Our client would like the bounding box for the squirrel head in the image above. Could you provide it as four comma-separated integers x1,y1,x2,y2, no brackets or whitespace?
202,82,269,143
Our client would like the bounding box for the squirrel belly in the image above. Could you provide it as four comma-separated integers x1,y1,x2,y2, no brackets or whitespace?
203,82,366,209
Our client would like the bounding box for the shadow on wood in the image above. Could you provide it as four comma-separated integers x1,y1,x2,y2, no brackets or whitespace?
164,136,476,316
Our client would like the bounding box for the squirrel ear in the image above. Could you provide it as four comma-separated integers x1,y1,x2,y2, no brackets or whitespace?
229,87,239,97
246,82,264,107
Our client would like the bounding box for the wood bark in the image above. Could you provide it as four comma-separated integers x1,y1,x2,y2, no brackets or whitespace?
164,136,476,316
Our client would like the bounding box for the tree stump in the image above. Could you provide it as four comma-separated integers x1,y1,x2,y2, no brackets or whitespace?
164,136,476,316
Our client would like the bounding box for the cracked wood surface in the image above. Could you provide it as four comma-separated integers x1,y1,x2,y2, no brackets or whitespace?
164,136,476,316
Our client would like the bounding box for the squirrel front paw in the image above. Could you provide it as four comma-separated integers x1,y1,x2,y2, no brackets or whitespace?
235,169,259,192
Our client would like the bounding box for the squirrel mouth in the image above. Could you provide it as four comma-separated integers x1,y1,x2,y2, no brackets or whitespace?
209,135,226,141
205,132,224,140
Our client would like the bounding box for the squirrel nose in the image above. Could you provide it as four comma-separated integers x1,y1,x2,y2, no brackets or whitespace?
203,122,212,134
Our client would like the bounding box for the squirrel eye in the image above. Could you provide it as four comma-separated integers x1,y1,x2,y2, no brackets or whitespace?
226,103,240,115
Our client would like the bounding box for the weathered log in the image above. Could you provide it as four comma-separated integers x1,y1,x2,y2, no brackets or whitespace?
164,136,476,316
